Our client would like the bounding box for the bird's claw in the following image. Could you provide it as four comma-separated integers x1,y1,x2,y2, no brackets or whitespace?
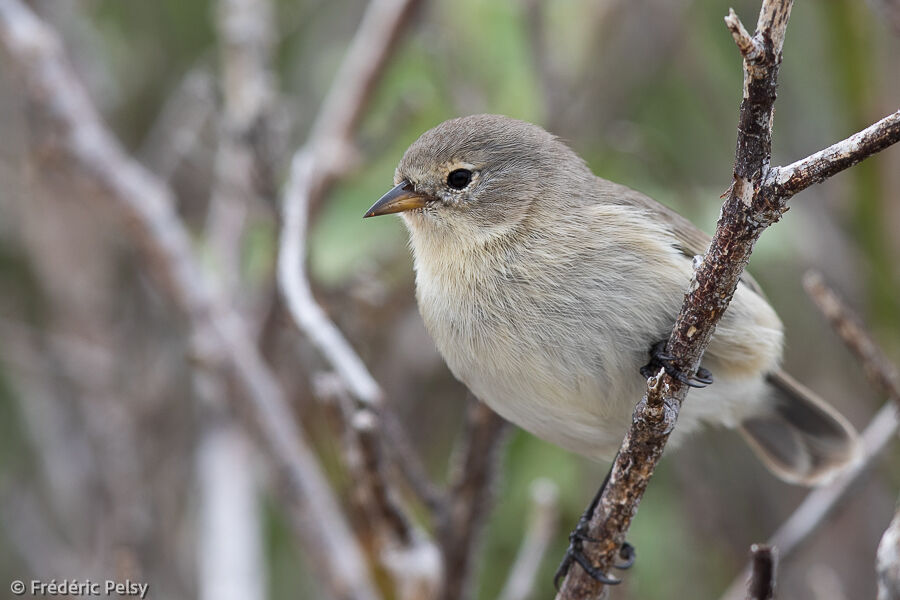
615,542,636,570
553,528,634,588
641,340,713,388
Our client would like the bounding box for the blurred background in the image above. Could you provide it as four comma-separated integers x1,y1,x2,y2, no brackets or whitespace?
1,0,899,599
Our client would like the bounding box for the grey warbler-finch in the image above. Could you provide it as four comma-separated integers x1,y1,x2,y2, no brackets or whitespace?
364,114,859,529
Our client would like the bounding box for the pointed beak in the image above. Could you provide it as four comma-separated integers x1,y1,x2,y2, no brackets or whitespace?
364,180,428,218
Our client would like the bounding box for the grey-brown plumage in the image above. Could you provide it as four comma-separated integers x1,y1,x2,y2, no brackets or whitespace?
366,114,859,485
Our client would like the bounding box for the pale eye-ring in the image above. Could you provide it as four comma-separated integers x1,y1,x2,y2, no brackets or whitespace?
447,168,473,190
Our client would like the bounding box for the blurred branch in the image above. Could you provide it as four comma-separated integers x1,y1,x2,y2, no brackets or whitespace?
719,273,900,600
803,271,900,402
556,0,900,595
196,414,266,600
196,5,277,598
137,66,215,183
277,0,442,516
207,0,277,301
747,544,777,600
0,2,380,598
439,398,508,600
878,507,900,600
498,479,560,600
350,409,444,600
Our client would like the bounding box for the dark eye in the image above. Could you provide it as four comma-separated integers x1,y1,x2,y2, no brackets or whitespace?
447,169,473,190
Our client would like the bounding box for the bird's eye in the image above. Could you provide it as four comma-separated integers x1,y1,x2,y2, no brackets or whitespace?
447,169,473,190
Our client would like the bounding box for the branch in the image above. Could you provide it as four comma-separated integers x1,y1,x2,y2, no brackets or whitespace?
719,273,900,600
747,544,777,600
803,271,900,402
137,65,215,182
878,508,900,600
349,410,443,600
196,418,265,600
206,0,277,300
771,110,900,197
0,3,379,598
498,479,560,600
556,0,900,595
438,398,508,600
277,0,441,514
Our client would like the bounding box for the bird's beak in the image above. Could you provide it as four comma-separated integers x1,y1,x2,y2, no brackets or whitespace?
364,180,428,217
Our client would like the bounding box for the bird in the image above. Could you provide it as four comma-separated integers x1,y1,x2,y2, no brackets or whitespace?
363,114,860,580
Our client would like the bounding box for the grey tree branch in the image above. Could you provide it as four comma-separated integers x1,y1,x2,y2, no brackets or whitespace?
719,273,900,600
556,0,900,596
0,2,379,598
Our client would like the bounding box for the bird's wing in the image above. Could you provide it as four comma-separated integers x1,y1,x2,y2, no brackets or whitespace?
609,182,766,297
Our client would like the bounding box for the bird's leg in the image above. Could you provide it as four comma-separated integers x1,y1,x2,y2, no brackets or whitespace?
553,461,636,589
640,340,713,388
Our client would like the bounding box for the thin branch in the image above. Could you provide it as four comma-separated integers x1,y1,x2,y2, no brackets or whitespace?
771,110,900,197
747,544,777,600
277,0,440,515
498,479,560,600
719,274,900,600
556,0,900,595
803,271,900,402
350,409,444,600
438,398,509,600
0,3,379,598
279,150,382,404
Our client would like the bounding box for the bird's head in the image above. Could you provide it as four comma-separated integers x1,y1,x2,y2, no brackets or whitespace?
364,114,590,243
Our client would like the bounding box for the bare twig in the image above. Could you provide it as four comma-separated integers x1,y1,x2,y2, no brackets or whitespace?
719,274,900,600
556,0,900,595
498,479,560,600
439,398,509,600
771,110,900,197
747,544,777,600
0,3,379,598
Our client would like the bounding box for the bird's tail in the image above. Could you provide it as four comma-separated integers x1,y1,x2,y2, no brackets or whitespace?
739,370,861,485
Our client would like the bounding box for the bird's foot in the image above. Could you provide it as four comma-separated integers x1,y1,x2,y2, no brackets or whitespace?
553,522,636,588
640,340,713,388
